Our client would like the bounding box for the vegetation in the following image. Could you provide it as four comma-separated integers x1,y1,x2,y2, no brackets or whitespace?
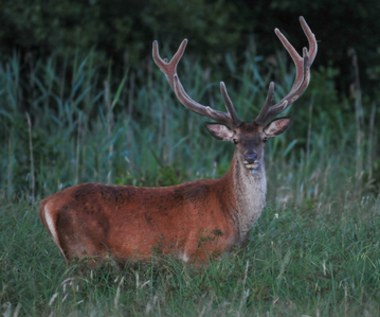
1,0,380,90
1,1,380,315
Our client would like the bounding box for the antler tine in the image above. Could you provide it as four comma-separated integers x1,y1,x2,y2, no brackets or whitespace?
152,39,239,127
254,16,318,125
300,16,318,64
152,39,188,89
220,82,241,125
255,82,277,124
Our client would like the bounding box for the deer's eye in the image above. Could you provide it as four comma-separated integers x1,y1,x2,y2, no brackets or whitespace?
233,138,239,144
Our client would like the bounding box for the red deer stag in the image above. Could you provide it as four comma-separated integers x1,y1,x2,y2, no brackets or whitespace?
40,17,317,265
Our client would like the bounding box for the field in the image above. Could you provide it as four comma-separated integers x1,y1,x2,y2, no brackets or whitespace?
1,49,379,316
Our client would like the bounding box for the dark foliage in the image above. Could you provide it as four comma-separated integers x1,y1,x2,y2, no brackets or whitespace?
1,0,380,94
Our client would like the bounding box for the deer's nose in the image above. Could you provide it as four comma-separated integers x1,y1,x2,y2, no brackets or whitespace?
244,152,257,164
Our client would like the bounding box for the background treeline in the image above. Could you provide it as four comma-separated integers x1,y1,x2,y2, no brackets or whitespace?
1,0,380,92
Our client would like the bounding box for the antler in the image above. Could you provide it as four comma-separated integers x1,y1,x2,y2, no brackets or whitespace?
254,16,318,125
152,39,241,127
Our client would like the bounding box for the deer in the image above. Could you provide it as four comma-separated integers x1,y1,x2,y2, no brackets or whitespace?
40,17,317,266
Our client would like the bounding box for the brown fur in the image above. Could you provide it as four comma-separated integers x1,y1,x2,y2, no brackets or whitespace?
40,170,239,264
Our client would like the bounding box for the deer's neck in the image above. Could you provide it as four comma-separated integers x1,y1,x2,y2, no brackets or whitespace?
225,152,267,243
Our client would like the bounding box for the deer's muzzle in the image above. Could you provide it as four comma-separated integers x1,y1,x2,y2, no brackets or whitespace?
243,153,259,170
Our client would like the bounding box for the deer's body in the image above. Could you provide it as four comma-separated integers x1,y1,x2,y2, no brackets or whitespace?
40,17,317,265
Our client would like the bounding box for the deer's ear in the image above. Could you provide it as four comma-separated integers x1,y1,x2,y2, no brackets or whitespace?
206,124,235,141
263,118,291,137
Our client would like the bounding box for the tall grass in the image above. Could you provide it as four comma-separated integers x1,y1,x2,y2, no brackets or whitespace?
0,47,379,316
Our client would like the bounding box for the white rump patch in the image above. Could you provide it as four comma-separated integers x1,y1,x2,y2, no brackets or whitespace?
178,252,190,263
44,203,66,259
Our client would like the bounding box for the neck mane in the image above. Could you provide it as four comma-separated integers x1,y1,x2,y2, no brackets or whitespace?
222,152,267,243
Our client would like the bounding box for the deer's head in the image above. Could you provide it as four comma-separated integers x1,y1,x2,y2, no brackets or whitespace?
205,115,291,174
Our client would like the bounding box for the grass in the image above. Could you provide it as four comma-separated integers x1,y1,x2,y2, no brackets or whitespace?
0,48,380,316
1,195,379,316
